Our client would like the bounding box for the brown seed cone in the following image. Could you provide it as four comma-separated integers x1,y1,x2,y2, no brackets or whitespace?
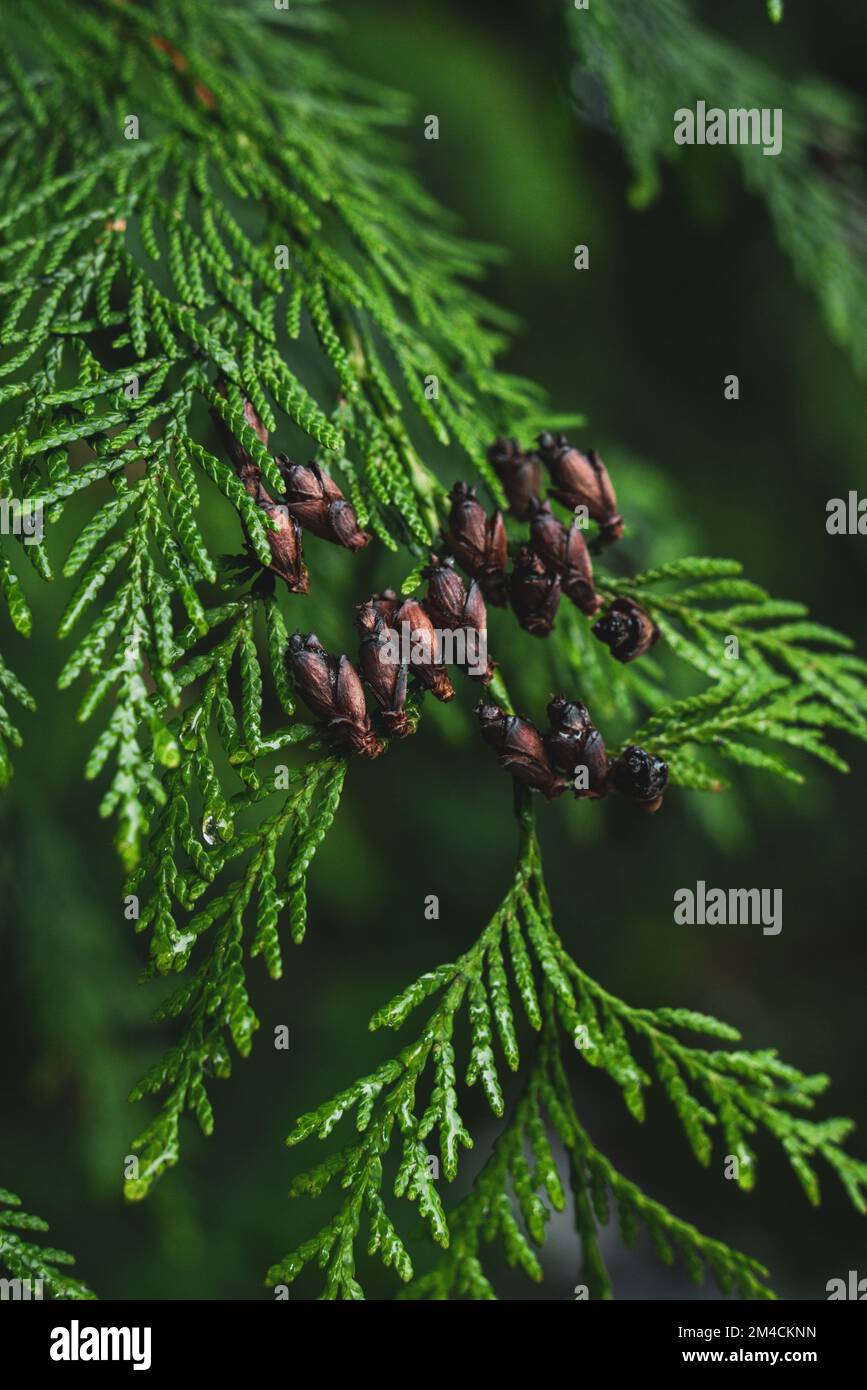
210,383,309,593
367,589,400,626
572,730,609,799
537,432,624,545
509,545,561,636
277,457,370,550
544,695,609,798
475,702,567,799
592,596,660,663
423,554,494,684
607,744,668,813
487,437,542,520
392,598,455,702
446,482,508,606
544,696,593,773
356,601,411,738
286,632,383,758
529,500,601,617
240,475,309,593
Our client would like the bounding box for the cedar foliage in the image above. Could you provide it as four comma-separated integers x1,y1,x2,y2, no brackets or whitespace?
0,1188,95,1300
1,0,865,1300
569,0,867,377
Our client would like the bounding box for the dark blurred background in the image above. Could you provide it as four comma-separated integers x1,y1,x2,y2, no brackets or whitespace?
2,0,865,1300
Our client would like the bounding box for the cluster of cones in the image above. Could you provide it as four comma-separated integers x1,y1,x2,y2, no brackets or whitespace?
287,551,497,759
212,386,659,670
287,613,668,817
210,389,668,807
287,622,668,813
211,386,370,595
438,433,659,663
477,696,669,814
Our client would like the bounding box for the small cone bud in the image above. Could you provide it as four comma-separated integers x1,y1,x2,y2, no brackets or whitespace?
509,545,561,636
286,633,383,758
544,695,609,798
447,482,508,606
528,500,600,616
393,598,455,702
476,702,566,799
278,458,370,550
607,745,668,813
356,601,411,738
593,596,660,663
488,438,541,519
537,432,623,545
210,383,308,592
423,554,494,683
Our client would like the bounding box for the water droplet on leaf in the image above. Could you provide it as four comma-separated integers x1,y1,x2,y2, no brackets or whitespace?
201,811,233,846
